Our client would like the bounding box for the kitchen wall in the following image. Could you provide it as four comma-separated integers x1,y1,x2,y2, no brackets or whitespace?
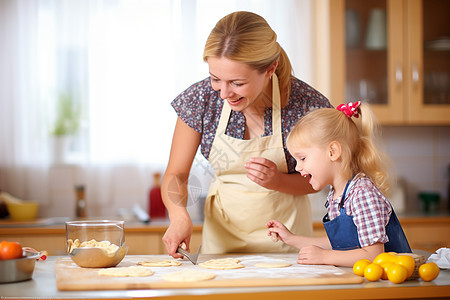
382,125,450,212
40,125,449,221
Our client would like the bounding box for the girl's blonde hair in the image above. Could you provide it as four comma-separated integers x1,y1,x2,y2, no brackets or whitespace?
286,103,392,196
203,11,293,104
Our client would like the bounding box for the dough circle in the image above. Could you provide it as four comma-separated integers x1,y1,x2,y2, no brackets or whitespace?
199,258,244,270
254,262,291,268
138,259,182,267
98,266,153,277
162,270,216,282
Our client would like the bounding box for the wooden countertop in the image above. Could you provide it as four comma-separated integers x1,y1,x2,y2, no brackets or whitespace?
1,254,449,299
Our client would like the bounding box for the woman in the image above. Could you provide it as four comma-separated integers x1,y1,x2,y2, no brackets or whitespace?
162,11,332,257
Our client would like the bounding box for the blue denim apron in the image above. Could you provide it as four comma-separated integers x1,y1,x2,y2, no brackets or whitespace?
323,179,411,253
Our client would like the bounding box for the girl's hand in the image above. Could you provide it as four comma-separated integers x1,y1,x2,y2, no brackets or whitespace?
297,245,328,265
244,157,280,190
266,220,293,245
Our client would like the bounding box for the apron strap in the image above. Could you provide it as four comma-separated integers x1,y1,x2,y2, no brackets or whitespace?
339,178,353,208
217,73,283,139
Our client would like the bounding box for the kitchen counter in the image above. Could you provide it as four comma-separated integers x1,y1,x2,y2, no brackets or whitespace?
1,254,449,299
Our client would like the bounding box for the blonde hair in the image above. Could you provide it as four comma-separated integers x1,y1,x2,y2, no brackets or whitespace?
203,11,293,104
286,103,392,196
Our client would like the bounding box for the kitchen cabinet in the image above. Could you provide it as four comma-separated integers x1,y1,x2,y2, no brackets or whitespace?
329,0,450,124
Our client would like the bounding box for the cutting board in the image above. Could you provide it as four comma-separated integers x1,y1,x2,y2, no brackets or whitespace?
55,253,364,291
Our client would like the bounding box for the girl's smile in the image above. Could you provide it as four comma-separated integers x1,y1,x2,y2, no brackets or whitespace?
292,146,333,191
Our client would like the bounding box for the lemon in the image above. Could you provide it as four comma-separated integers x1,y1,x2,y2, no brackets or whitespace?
373,252,396,266
387,264,408,284
353,259,371,277
419,262,440,282
364,263,383,282
395,255,415,278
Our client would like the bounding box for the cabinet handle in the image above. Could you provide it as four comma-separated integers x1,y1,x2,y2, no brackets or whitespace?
412,64,419,83
395,65,403,83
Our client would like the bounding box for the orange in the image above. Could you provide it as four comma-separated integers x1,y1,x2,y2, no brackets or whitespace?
373,252,396,266
395,255,415,278
419,262,440,282
353,259,371,277
0,241,23,260
364,263,383,282
387,264,408,284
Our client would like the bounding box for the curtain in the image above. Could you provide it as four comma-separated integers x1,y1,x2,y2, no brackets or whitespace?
0,0,314,219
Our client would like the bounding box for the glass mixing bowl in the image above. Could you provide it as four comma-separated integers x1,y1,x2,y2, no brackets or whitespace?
65,220,127,268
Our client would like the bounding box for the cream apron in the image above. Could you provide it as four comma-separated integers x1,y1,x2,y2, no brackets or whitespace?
202,74,312,254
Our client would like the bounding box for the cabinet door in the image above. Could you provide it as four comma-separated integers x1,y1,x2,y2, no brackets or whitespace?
331,0,404,123
406,0,450,123
330,0,450,124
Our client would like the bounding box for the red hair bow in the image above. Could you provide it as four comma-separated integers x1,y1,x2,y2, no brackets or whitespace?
336,101,361,118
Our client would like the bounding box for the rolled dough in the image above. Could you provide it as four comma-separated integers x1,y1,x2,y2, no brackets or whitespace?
162,270,216,282
138,259,182,267
199,258,244,270
254,262,291,268
98,266,153,277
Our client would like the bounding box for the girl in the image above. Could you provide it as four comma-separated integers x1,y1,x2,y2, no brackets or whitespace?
267,101,411,267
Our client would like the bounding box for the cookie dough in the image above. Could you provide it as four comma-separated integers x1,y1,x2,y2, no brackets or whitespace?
254,262,291,268
199,258,244,270
67,238,119,254
98,266,153,277
138,259,182,267
162,270,216,282
270,232,279,242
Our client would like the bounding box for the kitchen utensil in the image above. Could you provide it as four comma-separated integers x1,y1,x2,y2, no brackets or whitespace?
69,246,128,268
65,220,126,268
177,245,201,265
0,250,40,283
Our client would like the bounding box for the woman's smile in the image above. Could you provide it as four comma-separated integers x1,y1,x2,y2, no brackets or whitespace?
227,97,245,106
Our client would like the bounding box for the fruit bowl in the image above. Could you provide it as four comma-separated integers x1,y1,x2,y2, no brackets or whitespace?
0,250,40,283
65,220,127,268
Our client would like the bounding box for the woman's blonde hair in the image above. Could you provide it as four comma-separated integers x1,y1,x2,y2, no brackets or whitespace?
286,103,392,196
203,11,293,104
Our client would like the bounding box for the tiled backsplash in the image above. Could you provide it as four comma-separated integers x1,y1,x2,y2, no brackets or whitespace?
381,126,450,212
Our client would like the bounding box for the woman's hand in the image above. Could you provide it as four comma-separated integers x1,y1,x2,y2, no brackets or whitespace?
244,157,316,195
244,157,280,190
162,214,193,259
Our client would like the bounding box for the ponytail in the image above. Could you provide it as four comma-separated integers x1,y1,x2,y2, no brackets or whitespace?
275,47,293,105
354,103,391,196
